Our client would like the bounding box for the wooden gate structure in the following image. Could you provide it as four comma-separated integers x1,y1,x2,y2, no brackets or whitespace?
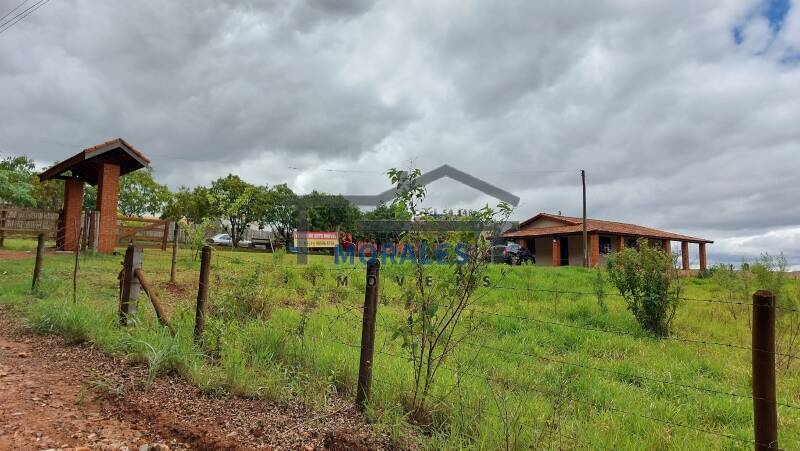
116,216,170,250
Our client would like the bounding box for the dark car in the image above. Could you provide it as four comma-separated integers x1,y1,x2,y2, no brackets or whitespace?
490,243,535,265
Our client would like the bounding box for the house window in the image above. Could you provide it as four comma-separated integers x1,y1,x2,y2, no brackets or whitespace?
599,236,612,254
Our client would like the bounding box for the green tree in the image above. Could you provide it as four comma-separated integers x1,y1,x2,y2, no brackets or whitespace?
356,201,408,245
163,186,212,223
118,168,171,216
300,191,361,232
606,239,681,336
259,183,298,245
0,156,37,206
208,174,264,246
34,178,65,210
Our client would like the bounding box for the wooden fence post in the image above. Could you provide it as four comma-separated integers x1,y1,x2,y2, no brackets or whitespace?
356,259,380,411
170,223,179,284
752,290,778,450
0,208,6,247
31,233,45,290
161,220,169,251
194,245,212,341
119,244,142,325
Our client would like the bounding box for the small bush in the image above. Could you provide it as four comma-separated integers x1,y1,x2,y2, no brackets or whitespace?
606,239,681,336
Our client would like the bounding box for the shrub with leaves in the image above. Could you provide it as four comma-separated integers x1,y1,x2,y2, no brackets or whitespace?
606,239,681,336
386,167,513,418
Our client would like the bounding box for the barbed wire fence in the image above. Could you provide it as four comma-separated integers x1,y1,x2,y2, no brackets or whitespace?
111,244,798,449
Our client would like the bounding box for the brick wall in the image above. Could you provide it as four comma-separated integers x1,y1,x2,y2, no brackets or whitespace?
681,241,690,270
61,179,84,251
590,233,600,267
96,163,120,253
551,238,560,266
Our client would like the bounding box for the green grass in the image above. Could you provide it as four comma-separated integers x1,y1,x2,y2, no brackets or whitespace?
1,237,798,450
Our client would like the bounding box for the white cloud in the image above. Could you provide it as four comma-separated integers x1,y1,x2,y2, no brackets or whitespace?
0,0,799,266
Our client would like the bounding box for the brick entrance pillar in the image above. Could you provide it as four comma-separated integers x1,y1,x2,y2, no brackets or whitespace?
96,163,121,253
551,238,560,266
62,179,84,251
589,233,600,267
662,239,671,254
699,242,707,271
681,241,690,270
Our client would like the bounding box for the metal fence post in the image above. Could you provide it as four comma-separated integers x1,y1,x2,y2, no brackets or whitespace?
31,233,45,290
194,245,212,341
356,259,380,411
752,290,778,450
119,244,142,325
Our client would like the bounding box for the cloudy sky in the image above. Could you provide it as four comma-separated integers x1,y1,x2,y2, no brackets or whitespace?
1,0,799,267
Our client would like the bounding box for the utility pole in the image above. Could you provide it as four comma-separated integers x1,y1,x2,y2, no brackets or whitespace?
581,170,588,267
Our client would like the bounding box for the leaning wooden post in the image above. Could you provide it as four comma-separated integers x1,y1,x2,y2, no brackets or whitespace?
119,244,142,325
134,268,175,335
194,245,212,341
356,259,380,411
752,290,778,450
31,233,45,290
170,222,179,284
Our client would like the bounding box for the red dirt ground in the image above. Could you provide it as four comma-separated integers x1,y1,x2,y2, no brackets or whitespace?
0,250,37,261
0,305,386,450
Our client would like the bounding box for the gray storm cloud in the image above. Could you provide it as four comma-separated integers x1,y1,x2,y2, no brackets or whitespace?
1,0,799,266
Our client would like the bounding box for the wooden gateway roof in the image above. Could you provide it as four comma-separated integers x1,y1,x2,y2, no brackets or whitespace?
504,213,713,244
39,138,150,186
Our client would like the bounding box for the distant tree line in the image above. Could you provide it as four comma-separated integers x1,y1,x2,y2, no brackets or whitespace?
0,154,405,247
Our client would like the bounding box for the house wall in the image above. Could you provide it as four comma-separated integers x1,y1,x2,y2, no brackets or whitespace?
533,237,553,266
567,236,583,266
530,234,623,267
525,218,567,229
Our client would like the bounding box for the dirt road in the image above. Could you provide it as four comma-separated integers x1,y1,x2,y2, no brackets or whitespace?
0,305,383,450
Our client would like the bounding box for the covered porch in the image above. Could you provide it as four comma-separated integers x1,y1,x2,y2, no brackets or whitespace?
513,233,709,270
504,213,713,270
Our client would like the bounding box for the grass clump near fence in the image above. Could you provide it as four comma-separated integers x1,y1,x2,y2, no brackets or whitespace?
0,237,799,449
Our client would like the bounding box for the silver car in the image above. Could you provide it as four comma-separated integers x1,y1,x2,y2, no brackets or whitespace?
207,233,252,247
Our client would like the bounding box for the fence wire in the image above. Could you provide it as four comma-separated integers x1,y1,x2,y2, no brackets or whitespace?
199,248,796,448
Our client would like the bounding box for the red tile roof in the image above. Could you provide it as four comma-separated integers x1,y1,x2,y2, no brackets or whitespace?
504,213,712,243
39,138,150,185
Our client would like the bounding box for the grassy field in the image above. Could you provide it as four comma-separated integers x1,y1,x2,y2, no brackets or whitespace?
0,237,798,450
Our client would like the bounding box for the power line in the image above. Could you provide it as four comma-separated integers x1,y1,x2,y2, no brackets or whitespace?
0,0,30,23
0,0,50,36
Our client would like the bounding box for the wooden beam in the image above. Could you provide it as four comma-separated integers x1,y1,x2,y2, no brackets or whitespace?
134,268,175,335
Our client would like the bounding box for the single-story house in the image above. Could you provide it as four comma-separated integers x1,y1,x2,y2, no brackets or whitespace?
502,213,713,270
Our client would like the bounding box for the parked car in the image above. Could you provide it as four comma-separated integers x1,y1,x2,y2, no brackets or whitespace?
490,242,535,265
207,233,252,248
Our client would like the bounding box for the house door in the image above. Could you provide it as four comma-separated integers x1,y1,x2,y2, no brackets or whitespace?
559,237,569,266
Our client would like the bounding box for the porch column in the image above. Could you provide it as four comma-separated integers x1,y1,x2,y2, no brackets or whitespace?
96,162,121,254
662,239,671,254
61,179,84,251
552,237,560,267
590,233,600,267
681,241,690,270
699,242,707,271
617,235,625,251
